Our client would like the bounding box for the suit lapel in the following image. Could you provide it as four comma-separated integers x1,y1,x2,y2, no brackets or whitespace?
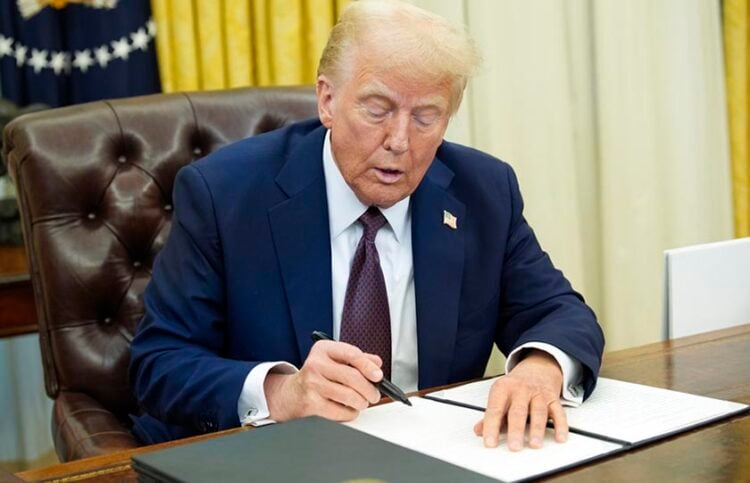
412,158,466,389
269,126,333,361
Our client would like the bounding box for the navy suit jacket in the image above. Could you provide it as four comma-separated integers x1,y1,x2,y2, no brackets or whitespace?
129,119,604,444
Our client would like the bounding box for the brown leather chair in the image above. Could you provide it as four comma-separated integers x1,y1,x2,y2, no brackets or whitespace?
2,86,318,462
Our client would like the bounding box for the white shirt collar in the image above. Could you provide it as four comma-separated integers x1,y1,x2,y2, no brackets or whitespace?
323,130,410,243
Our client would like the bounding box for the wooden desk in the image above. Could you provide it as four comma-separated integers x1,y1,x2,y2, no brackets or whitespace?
0,274,36,338
0,245,36,338
17,324,750,482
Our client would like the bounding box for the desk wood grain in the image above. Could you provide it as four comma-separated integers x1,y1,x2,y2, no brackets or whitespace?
0,274,36,338
17,324,750,482
0,245,37,338
0,245,28,276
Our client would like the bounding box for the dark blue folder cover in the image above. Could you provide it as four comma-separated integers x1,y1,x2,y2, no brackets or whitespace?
132,416,496,483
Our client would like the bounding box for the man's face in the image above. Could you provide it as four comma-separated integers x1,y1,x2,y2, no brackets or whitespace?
316,56,452,208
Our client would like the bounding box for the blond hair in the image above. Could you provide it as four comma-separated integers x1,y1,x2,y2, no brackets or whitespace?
318,0,481,114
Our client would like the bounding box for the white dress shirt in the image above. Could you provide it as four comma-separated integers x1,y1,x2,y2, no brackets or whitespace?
238,131,583,425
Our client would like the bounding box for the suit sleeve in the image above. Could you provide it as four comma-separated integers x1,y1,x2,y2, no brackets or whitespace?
495,166,605,399
129,164,255,432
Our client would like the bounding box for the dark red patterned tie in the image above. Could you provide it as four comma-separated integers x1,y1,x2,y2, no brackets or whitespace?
340,206,392,379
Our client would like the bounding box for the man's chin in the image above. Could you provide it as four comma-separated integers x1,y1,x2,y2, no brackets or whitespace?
355,189,409,209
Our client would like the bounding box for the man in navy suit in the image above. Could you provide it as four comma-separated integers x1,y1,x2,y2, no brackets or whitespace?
129,0,604,451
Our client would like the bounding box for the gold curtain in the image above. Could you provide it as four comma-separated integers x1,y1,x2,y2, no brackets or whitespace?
724,0,750,237
151,0,350,92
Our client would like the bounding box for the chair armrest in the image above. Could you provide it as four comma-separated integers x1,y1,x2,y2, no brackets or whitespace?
52,390,138,462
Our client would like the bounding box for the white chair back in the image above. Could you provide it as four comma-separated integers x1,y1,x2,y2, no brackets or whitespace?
663,237,750,339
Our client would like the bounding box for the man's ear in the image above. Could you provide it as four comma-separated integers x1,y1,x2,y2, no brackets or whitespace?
316,75,334,129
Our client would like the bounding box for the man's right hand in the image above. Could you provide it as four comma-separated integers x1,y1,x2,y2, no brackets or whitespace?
263,340,383,422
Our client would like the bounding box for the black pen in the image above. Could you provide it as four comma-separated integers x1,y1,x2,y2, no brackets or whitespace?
311,330,412,406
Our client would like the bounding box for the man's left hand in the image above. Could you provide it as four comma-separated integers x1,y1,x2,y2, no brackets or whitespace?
473,349,568,451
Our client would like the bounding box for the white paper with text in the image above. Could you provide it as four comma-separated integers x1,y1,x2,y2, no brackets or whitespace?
344,397,621,482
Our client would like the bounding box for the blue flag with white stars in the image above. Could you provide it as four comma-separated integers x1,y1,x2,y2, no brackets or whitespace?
0,0,160,107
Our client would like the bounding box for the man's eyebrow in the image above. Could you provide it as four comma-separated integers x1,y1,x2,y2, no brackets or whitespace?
357,85,395,103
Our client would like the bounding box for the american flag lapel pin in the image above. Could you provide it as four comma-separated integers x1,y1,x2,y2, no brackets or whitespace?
443,210,457,230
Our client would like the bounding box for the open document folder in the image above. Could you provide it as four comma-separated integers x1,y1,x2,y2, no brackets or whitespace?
345,377,747,481
428,377,750,445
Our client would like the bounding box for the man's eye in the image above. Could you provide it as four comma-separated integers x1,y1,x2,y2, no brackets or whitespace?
367,108,388,118
414,115,438,127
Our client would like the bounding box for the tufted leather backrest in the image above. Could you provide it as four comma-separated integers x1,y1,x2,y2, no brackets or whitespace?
3,86,318,420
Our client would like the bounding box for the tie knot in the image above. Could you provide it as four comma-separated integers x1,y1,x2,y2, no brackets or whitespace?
359,207,387,241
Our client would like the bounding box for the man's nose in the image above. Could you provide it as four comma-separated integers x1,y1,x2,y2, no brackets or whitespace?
384,114,409,154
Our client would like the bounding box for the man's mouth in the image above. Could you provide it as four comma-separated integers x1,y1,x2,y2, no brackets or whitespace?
374,167,404,184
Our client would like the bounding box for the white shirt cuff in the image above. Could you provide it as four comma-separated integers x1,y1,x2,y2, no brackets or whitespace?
238,361,298,426
506,342,584,407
